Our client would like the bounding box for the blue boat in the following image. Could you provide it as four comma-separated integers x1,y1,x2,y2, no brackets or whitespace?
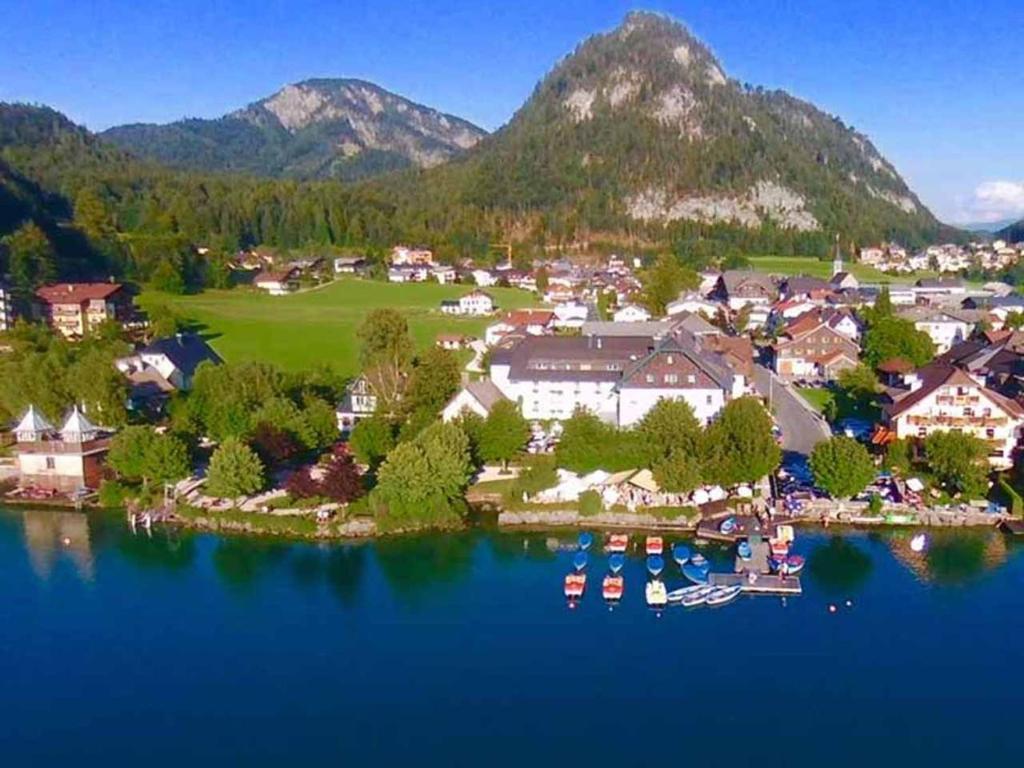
690,553,707,568
573,551,588,571
720,517,737,535
608,553,625,574
737,541,752,560
672,543,691,565
578,531,594,551
682,561,710,584
646,555,665,576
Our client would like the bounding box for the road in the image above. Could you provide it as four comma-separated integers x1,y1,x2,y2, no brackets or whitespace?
751,363,831,457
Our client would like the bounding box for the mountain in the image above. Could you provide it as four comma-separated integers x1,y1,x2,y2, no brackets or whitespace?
101,78,487,181
378,11,950,249
997,219,1024,242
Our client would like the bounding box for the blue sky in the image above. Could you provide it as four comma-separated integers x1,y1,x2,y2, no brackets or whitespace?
2,0,1022,226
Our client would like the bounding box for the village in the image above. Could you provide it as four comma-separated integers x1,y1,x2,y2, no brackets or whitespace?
4,235,1024,557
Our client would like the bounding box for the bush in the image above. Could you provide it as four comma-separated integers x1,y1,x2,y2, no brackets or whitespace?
506,457,558,502
999,478,1023,516
868,494,883,516
579,490,603,516
98,479,131,509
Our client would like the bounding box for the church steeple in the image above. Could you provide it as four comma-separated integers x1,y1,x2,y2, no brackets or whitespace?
832,233,843,277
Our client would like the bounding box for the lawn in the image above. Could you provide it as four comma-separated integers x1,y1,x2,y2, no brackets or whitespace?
139,278,539,375
747,256,931,284
797,385,881,425
795,387,834,414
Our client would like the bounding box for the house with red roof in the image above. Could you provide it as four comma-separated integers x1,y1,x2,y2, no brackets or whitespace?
33,282,132,338
771,310,860,381
874,364,1024,469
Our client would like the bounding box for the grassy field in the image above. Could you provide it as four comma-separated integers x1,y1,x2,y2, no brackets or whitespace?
795,387,834,414
139,278,539,375
747,256,932,284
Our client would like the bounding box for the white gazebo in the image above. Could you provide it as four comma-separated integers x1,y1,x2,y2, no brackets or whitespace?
59,406,99,444
14,405,55,443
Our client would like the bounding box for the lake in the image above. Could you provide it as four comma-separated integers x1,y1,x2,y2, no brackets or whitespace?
2,507,1023,766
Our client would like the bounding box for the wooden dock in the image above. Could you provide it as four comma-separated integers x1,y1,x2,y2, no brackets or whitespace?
709,572,802,595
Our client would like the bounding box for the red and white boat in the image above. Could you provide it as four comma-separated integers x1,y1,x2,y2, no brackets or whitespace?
602,575,624,601
645,536,664,556
564,573,587,599
606,534,629,553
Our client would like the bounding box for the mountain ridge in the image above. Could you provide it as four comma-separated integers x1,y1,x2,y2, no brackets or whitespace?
101,78,487,181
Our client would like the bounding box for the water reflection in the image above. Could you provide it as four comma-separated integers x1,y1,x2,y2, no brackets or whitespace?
885,529,1008,586
807,536,873,596
21,510,94,581
374,532,477,601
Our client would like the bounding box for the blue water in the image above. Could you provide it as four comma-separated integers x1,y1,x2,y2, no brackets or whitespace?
2,507,1023,766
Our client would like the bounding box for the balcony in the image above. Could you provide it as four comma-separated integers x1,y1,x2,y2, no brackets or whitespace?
906,415,1007,428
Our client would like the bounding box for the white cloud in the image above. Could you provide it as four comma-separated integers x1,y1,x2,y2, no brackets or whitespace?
954,180,1024,224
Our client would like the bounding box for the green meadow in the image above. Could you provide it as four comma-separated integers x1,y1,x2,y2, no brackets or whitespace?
139,278,539,375
746,256,928,283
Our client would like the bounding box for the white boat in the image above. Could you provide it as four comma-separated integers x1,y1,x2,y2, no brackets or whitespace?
680,586,714,607
706,585,742,607
645,580,668,607
666,584,706,603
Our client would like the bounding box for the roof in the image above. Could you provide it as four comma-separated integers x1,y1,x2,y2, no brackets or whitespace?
782,275,831,296
494,335,654,383
580,320,675,337
876,357,914,375
126,367,176,399
35,283,123,304
14,405,54,435
897,306,980,324
60,406,99,440
670,312,718,336
886,364,1024,419
915,277,965,289
254,268,298,283
141,334,222,378
720,270,776,296
464,380,507,411
501,309,555,327
619,330,735,391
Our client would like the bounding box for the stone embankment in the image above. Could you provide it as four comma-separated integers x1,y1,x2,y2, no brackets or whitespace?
498,509,697,531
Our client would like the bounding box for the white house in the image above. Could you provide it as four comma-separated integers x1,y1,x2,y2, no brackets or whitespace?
13,406,113,492
898,307,979,354
432,265,457,284
441,380,508,422
391,246,433,266
551,301,589,329
335,376,377,434
253,268,299,295
879,365,1024,469
116,333,222,392
471,269,499,287
612,304,651,323
666,293,720,318
388,265,430,283
441,290,495,316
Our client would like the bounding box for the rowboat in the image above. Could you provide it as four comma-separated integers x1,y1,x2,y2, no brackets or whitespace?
602,575,624,601
680,585,714,607
719,517,737,535
645,536,664,555
672,543,691,565
572,551,588,572
578,531,594,551
706,585,742,607
606,534,629,553
646,554,665,576
645,579,668,607
667,584,706,602
770,554,805,575
608,552,625,574
682,561,710,584
737,540,752,560
690,553,707,567
564,573,586,599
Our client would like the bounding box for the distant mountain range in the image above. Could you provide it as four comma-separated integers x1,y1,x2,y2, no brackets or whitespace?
101,79,487,181
998,218,1024,242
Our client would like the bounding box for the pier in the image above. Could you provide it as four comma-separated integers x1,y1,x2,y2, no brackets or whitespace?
709,572,803,595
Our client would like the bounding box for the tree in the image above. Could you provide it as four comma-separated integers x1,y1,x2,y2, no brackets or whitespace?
704,397,781,484
251,422,302,466
556,407,645,473
206,438,265,498
372,422,472,531
640,253,697,316
349,416,395,467
108,426,191,488
534,267,549,294
924,431,990,498
884,438,912,474
1004,311,1024,330
477,400,530,469
3,222,56,294
809,436,876,499
652,450,702,493
358,309,414,417
319,452,364,503
862,316,935,368
403,347,460,417
636,397,702,464
69,347,129,427
149,258,186,294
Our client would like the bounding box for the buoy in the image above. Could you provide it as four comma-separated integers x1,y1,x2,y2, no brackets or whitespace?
828,604,837,613
845,600,853,608
61,537,71,546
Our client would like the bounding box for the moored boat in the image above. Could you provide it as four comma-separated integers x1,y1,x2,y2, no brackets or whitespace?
578,531,594,551
608,552,625,574
682,561,710,584
672,543,691,565
706,585,742,607
645,579,668,607
602,575,624,601
607,534,629,553
646,554,665,576
737,540,752,561
645,536,664,555
690,552,707,567
564,573,587,599
719,517,737,535
573,551,588,571
680,585,714,607
667,584,706,602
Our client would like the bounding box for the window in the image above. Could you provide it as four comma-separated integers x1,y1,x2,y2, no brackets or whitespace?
665,374,678,385
687,374,696,384
964,407,973,417
706,395,713,405
45,457,55,470
667,355,674,365
645,374,655,384
986,428,995,439
918,427,927,438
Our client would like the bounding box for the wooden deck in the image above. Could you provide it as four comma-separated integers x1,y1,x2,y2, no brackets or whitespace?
696,514,788,542
709,572,803,595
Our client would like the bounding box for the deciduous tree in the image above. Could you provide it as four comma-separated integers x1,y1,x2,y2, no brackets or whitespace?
809,436,876,499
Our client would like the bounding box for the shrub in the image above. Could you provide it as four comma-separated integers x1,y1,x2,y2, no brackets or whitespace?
868,494,883,516
98,479,131,509
579,490,603,516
